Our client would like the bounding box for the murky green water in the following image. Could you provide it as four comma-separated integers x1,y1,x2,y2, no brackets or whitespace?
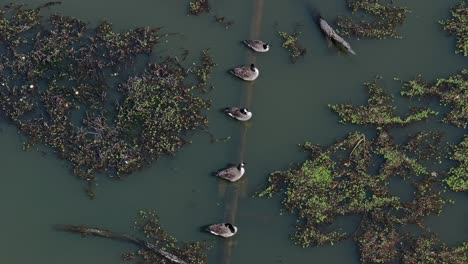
0,0,466,263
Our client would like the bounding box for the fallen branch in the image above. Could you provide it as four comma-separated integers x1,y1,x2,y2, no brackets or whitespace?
56,225,188,264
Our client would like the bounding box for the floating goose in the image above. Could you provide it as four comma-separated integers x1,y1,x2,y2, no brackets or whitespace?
207,223,238,238
229,64,259,81
215,162,245,182
243,40,270,52
319,17,356,55
224,107,252,121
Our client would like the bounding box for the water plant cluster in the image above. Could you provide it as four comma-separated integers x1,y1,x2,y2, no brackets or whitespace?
402,69,467,129
259,77,467,262
446,136,467,192
61,210,208,264
278,30,306,63
440,1,468,56
329,78,437,130
188,0,209,15
122,210,208,264
337,0,410,39
0,3,215,197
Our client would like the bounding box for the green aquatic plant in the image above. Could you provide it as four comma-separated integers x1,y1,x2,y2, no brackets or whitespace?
124,210,209,264
0,3,214,197
402,69,467,128
337,0,410,39
60,210,208,264
329,78,437,129
189,0,209,15
440,1,468,56
259,125,453,261
259,131,449,248
446,136,468,192
278,30,306,63
194,49,216,91
402,237,468,264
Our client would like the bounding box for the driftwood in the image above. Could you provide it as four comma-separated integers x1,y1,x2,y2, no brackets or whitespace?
57,225,188,264
319,17,356,55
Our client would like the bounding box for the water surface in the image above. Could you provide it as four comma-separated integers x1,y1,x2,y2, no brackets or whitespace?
0,1,466,263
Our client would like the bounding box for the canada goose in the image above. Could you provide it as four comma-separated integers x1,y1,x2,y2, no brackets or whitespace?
223,107,252,121
319,17,356,55
229,64,259,81
215,163,245,182
207,223,238,238
243,40,270,52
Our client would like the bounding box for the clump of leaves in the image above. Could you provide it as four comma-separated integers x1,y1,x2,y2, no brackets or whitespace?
189,0,209,15
259,129,449,249
337,0,410,39
402,236,468,264
193,49,216,91
329,77,437,130
123,210,209,264
278,29,306,63
402,69,467,128
440,1,468,56
357,211,400,264
445,136,468,192
0,4,214,197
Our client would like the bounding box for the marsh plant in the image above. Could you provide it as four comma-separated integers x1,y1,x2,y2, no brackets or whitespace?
278,30,306,63
337,0,410,39
260,77,466,262
0,3,215,197
188,0,209,15
402,69,468,129
329,77,437,130
440,1,468,56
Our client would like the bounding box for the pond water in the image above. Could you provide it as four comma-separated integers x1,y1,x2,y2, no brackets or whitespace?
0,0,466,263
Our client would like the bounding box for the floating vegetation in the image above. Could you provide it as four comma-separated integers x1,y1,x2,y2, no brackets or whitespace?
440,1,468,56
446,136,468,192
259,130,450,251
60,210,208,264
402,236,468,263
337,0,410,39
189,0,209,15
402,69,468,128
0,3,214,197
278,29,306,63
193,49,216,91
329,77,437,130
213,15,234,30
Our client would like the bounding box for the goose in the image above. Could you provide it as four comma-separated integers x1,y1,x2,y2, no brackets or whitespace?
223,107,252,121
229,64,259,81
243,40,270,52
319,17,356,55
207,223,238,238
215,162,245,182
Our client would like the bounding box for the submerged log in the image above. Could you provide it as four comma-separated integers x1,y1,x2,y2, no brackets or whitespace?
319,17,356,55
57,225,188,264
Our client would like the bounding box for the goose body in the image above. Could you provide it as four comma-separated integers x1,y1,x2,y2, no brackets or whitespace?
207,223,238,238
243,40,270,52
224,107,252,121
216,163,245,182
230,64,259,81
319,17,356,55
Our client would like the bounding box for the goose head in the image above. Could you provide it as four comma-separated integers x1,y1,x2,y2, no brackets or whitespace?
250,64,256,71
238,162,246,169
263,43,269,50
240,108,249,115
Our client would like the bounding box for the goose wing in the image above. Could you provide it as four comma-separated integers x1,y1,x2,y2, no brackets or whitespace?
230,66,251,79
208,224,232,236
216,166,239,181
